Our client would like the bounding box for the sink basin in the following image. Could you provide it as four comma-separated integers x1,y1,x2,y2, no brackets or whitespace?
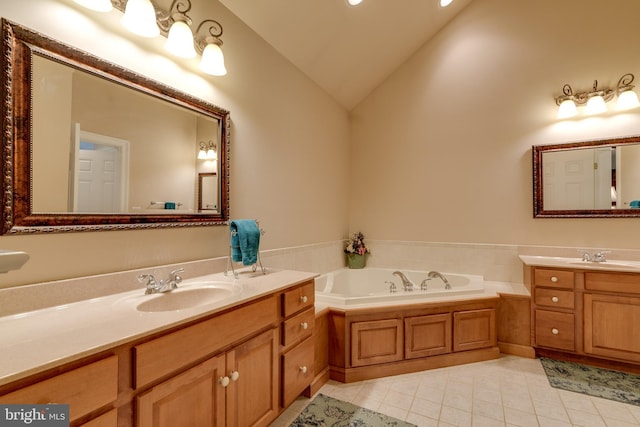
119,282,240,313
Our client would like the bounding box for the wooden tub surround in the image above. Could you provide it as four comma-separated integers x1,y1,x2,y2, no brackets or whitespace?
324,297,501,383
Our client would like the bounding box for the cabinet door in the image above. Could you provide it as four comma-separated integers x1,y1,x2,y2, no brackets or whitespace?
351,318,403,367
453,309,496,352
405,314,452,359
137,354,226,427
584,293,640,362
226,328,278,427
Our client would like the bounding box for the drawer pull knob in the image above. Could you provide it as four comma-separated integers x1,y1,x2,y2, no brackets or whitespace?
301,322,309,330
551,276,558,283
551,296,559,303
229,371,240,382
300,295,308,303
299,366,308,374
218,376,230,387
551,328,559,335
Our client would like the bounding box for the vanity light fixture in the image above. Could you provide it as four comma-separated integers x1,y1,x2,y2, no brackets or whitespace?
195,20,227,76
121,0,160,37
72,0,227,75
198,141,217,160
555,73,640,119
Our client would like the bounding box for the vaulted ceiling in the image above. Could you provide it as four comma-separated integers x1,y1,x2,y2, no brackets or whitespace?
219,0,473,110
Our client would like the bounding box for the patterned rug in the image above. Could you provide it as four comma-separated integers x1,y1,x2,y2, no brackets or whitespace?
288,393,417,427
540,357,640,406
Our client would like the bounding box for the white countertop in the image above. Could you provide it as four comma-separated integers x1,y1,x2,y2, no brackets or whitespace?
0,269,317,386
519,255,640,273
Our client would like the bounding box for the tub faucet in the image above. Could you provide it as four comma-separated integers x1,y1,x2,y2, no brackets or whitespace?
392,271,414,291
138,268,184,294
427,271,452,290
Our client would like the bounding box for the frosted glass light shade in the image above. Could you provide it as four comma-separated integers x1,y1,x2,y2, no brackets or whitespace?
165,21,197,58
585,95,607,115
440,0,453,7
121,0,160,38
200,43,227,76
198,149,208,160
206,148,217,159
557,99,578,119
616,90,640,110
347,0,363,5
74,0,113,12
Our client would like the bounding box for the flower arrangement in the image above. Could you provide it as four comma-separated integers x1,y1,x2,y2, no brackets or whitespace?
344,232,370,256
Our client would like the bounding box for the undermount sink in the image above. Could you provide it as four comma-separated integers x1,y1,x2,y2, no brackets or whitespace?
119,282,240,313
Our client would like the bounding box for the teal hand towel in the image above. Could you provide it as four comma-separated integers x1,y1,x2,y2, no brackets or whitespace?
230,219,260,266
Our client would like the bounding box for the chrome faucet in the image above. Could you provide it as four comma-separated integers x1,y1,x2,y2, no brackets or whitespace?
138,268,184,294
577,249,611,263
392,271,414,291
426,271,452,290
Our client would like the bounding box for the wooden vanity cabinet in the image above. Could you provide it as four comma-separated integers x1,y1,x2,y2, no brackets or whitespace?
531,268,576,352
280,281,315,408
1,279,315,427
531,267,640,367
0,355,119,426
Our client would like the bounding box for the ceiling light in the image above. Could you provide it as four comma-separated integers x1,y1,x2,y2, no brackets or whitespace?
73,0,113,12
347,0,363,5
440,0,454,7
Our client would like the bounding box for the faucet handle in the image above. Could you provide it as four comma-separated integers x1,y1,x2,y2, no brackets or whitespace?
593,251,611,262
138,274,158,294
168,268,184,283
577,249,592,262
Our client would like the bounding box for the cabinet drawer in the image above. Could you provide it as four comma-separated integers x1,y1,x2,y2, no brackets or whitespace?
0,355,118,423
535,310,575,351
282,308,314,348
282,281,315,317
534,288,574,309
281,336,314,407
134,296,277,388
534,269,574,289
585,272,640,295
78,409,118,427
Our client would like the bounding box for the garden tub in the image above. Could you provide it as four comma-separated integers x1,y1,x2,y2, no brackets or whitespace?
315,267,485,306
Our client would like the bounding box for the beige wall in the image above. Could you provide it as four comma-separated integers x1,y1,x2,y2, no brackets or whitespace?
0,0,350,287
350,0,640,248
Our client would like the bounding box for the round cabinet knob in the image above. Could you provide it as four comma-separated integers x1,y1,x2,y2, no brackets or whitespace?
551,328,559,335
300,322,309,330
300,295,308,303
299,366,308,374
218,376,230,387
229,371,240,382
551,296,559,303
551,276,558,283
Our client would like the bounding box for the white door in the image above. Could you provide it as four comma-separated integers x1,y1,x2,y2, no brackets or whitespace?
70,123,130,213
543,149,595,210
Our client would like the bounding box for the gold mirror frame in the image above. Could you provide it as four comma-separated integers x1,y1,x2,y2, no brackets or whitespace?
1,19,230,234
533,135,640,218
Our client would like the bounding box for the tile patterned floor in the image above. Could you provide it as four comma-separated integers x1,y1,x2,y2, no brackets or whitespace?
271,355,640,426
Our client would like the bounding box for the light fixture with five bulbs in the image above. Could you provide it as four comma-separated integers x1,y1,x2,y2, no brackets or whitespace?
73,0,226,76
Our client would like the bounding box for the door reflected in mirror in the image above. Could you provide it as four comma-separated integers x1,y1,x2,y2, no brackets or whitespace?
533,135,640,217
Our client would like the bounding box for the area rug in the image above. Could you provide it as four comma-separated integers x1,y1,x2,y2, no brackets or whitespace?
288,393,416,427
540,357,640,406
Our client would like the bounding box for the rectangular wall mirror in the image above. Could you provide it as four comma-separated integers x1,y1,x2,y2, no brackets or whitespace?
533,135,640,218
1,19,230,234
